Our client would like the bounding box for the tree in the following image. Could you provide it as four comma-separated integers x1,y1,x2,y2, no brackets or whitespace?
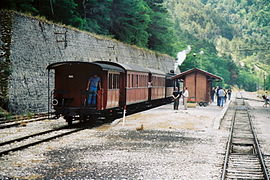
75,0,112,34
51,0,83,28
110,0,151,47
1,0,37,13
145,0,176,55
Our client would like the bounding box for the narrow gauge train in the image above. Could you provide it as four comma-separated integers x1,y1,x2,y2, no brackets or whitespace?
47,61,176,125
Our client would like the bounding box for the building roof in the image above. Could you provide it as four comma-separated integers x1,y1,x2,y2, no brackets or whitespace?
171,68,222,81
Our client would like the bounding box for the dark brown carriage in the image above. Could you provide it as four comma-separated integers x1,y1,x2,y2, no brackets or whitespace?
47,61,124,124
94,61,150,108
47,61,174,125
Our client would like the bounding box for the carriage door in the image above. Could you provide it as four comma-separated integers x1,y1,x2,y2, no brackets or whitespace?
119,72,126,107
107,72,120,108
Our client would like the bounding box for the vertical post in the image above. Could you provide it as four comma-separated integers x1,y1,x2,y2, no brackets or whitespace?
122,105,126,126
264,73,266,91
48,70,50,120
49,0,54,16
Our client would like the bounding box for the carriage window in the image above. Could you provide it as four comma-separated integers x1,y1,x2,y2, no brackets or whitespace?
144,75,147,87
136,74,139,87
114,74,119,89
127,74,130,88
108,73,119,89
109,73,113,89
113,74,116,88
132,74,134,87
138,75,140,87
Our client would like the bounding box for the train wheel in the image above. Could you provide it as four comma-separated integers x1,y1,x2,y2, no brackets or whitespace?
90,115,98,123
64,116,73,126
198,102,203,106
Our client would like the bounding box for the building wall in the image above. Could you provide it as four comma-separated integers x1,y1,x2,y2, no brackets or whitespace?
184,74,195,99
0,11,175,114
184,72,209,102
196,73,207,102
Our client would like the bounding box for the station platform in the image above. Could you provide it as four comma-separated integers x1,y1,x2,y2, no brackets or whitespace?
111,99,231,131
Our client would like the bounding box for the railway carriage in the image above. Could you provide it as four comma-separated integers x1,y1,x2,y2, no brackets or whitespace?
147,68,166,102
47,61,124,124
47,61,175,125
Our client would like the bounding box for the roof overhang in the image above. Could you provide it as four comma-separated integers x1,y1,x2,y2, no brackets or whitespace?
94,61,150,73
172,68,222,81
47,61,124,72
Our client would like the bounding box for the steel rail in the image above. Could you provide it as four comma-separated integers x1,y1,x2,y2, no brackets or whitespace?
0,117,49,129
0,113,49,124
221,108,237,180
248,111,270,180
0,128,83,156
0,125,69,147
221,94,269,179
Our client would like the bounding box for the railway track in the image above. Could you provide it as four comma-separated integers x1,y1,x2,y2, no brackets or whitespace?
221,95,270,179
0,114,50,129
0,122,97,157
0,101,169,157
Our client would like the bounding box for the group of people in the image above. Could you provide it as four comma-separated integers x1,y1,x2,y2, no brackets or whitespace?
211,87,232,107
172,87,189,110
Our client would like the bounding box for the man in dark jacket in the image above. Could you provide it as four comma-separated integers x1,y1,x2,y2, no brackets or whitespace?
172,87,182,110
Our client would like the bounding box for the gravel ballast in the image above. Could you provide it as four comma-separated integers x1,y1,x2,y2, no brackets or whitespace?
0,92,269,179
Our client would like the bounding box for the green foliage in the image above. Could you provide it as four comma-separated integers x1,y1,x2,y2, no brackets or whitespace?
1,0,38,13
75,0,112,35
52,0,83,27
110,0,151,47
1,0,270,92
237,69,259,91
145,0,177,56
266,75,270,90
166,0,270,91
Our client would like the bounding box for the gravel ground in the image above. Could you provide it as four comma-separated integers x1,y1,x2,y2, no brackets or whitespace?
241,91,270,155
0,92,268,179
0,118,67,143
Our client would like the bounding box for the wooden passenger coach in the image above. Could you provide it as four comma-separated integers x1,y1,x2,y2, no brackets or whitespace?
147,68,166,101
172,68,222,105
47,61,124,123
47,61,174,125
95,61,150,106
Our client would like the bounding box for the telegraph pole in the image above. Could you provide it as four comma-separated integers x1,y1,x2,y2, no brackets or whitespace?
264,73,266,91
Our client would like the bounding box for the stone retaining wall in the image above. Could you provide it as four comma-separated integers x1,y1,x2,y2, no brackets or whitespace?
0,10,175,114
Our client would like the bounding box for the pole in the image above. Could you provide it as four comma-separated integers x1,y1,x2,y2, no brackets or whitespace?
48,70,50,120
122,105,126,126
50,0,54,16
264,73,266,91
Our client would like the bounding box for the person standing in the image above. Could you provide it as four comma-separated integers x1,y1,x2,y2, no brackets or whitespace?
227,89,232,100
218,87,225,107
86,74,101,105
172,87,181,110
224,89,227,103
211,87,216,103
183,87,189,110
216,86,221,106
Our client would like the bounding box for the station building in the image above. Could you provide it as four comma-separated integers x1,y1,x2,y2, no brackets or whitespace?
172,68,222,105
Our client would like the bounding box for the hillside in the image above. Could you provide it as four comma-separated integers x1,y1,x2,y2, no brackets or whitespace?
1,0,269,91
165,0,270,90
